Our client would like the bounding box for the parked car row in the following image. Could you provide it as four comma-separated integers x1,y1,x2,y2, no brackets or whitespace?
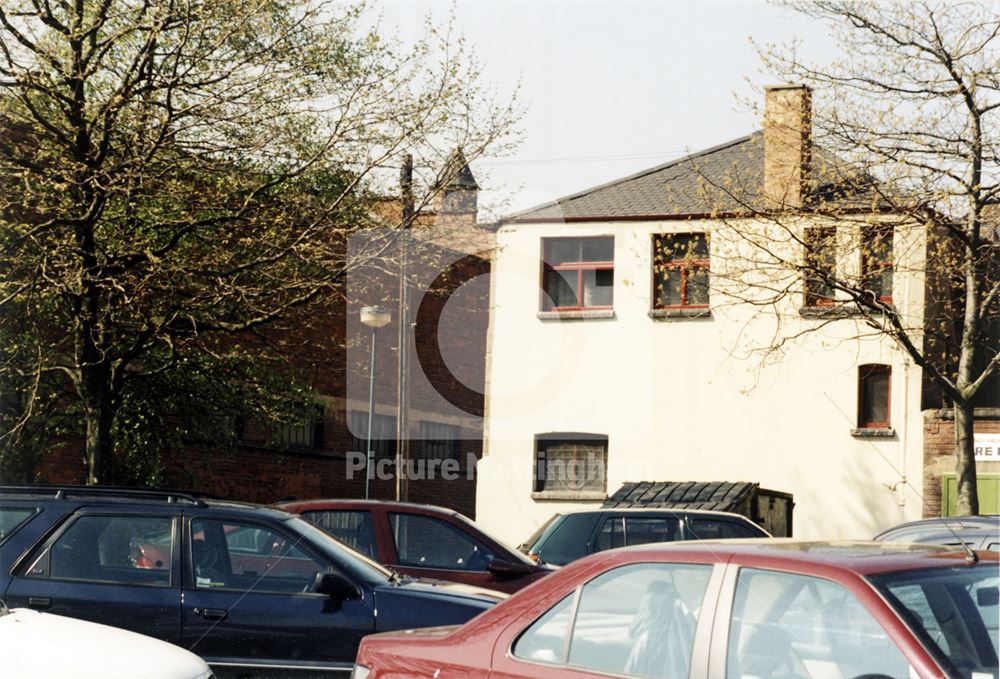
2,484,996,679
0,486,501,678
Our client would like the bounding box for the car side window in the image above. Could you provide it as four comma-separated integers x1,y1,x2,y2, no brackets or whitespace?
389,513,493,572
25,514,173,587
0,507,36,543
596,517,681,552
191,519,325,593
512,592,575,664
512,562,713,678
727,569,909,679
688,519,757,539
300,510,376,558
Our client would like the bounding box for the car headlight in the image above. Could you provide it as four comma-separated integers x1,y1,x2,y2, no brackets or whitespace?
351,664,371,679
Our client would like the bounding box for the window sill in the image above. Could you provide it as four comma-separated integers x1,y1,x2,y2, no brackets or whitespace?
531,490,607,502
537,309,615,321
799,305,859,318
649,307,712,320
851,427,896,439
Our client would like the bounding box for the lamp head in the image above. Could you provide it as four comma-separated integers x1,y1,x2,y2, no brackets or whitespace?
360,305,392,329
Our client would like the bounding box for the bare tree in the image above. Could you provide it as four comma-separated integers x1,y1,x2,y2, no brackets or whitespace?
686,1,998,514
0,0,518,484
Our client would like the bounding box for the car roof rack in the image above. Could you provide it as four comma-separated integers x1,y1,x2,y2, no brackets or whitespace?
0,485,218,507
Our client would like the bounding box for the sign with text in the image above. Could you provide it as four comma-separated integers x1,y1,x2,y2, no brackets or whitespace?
974,433,1000,461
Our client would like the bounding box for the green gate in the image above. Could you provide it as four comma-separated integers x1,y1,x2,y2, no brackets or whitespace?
941,473,1000,516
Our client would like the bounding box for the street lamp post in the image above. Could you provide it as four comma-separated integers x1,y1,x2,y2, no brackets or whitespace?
360,305,391,500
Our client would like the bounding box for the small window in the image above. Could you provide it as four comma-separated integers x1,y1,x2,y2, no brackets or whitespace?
541,237,614,311
416,420,461,461
858,364,891,429
534,435,607,495
390,513,493,571
861,226,893,304
26,515,173,587
804,227,837,306
727,569,909,679
191,519,324,593
300,510,376,558
653,233,710,309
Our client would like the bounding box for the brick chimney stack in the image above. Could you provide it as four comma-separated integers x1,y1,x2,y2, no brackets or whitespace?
763,85,812,209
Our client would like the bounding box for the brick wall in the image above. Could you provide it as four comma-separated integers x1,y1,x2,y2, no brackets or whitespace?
922,409,1000,517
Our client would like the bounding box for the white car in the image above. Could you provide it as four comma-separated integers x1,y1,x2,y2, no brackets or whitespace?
0,601,213,679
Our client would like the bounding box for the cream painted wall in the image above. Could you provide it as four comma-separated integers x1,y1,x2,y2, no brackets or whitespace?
477,217,928,546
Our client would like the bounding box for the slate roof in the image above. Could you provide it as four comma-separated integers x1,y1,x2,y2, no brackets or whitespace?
508,131,877,223
603,481,761,512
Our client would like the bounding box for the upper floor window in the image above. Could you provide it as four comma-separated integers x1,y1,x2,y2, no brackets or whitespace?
541,237,614,311
858,364,891,429
861,225,893,304
804,227,837,306
652,233,710,309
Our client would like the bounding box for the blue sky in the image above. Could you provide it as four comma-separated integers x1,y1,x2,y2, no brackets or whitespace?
378,0,842,218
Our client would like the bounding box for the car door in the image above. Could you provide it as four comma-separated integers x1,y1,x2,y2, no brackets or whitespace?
709,566,921,679
490,560,723,679
180,513,375,673
3,506,182,644
386,511,496,587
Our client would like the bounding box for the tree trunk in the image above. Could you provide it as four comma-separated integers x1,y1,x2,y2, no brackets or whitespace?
82,364,115,485
952,399,979,515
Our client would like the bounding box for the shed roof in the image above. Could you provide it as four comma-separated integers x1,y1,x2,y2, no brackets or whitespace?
604,481,762,512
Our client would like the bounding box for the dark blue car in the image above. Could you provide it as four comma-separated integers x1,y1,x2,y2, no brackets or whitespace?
0,486,501,677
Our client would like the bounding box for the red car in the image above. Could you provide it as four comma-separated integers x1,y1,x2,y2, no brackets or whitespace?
279,499,553,593
352,540,1000,679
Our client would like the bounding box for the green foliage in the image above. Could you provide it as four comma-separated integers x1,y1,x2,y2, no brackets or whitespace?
0,0,518,484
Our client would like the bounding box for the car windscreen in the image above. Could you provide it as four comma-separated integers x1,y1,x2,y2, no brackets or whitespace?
519,514,559,553
532,513,600,566
869,564,999,678
448,513,537,565
282,516,394,584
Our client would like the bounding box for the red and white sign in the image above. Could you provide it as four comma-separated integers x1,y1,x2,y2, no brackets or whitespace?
974,433,1000,461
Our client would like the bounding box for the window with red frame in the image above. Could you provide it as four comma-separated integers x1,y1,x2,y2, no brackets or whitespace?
861,226,894,304
541,237,614,311
653,233,710,309
803,227,838,306
858,364,891,429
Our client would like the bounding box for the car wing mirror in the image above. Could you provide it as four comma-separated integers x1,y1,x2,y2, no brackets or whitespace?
977,586,999,607
487,557,532,578
314,571,361,601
